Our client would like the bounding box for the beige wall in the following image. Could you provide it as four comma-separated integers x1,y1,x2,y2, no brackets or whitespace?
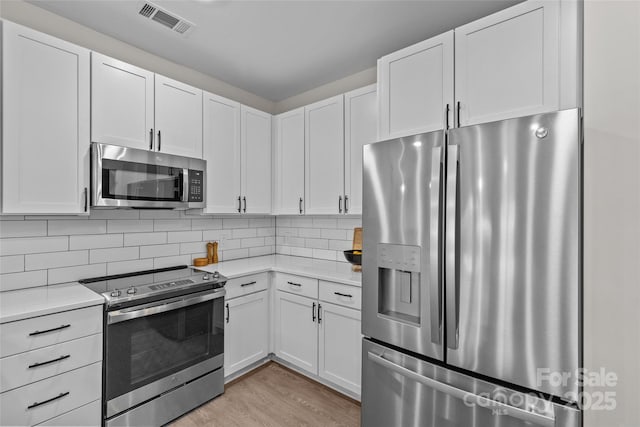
0,0,276,113
583,1,640,426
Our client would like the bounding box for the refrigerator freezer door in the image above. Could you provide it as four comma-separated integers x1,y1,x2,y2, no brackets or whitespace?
362,339,581,427
446,109,581,399
362,131,444,360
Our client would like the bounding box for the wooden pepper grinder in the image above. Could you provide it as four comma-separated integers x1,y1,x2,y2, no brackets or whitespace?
207,241,219,264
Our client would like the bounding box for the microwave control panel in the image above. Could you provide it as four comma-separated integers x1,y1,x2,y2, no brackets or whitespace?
188,170,204,203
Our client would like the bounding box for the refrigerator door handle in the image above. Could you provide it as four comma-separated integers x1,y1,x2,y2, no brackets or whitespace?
429,146,442,344
445,144,459,349
367,351,555,427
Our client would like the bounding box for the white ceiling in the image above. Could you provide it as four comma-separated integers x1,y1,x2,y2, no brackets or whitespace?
28,0,521,102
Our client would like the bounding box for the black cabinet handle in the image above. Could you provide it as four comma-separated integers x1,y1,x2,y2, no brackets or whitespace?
29,324,70,336
344,195,349,214
225,303,230,323
312,302,316,322
157,130,161,151
334,292,353,298
240,281,256,287
27,392,69,410
149,128,154,150
84,187,88,212
445,104,450,130
299,197,303,214
318,303,322,324
28,354,70,369
338,196,343,214
456,101,461,128
287,281,301,287
237,196,242,213
243,196,247,213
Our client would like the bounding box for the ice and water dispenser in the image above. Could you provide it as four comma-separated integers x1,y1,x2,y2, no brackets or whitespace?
377,243,422,326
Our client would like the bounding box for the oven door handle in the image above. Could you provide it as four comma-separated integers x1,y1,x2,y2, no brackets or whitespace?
107,290,224,325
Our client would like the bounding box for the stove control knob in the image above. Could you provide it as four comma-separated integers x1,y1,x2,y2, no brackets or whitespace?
213,271,220,279
127,287,137,295
110,289,121,298
202,274,210,281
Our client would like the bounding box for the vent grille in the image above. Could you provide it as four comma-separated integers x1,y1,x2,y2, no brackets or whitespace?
137,2,195,36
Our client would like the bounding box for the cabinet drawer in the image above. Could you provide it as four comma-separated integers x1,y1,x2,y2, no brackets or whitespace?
319,281,361,310
0,362,101,427
36,399,101,427
1,333,102,393
275,273,318,299
225,273,268,300
0,305,103,358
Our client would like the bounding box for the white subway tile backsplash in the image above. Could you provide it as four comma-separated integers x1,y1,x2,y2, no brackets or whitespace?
257,227,275,237
312,249,337,261
249,218,273,228
0,221,47,238
89,210,140,220
124,232,167,247
329,239,351,251
191,219,223,230
108,220,154,233
337,217,362,229
233,228,257,239
140,244,180,259
90,247,139,264
180,241,207,255
222,248,249,260
298,228,321,238
48,220,107,236
277,227,297,237
167,231,203,243
70,234,123,250
290,247,313,258
0,236,68,256
305,238,329,249
321,228,347,240
202,230,232,241
25,250,88,270
153,255,191,269
264,236,275,246
154,219,191,232
48,263,106,284
219,239,242,250
241,237,265,248
107,259,154,275
0,270,47,291
223,218,249,229
285,236,305,247
140,210,181,219
0,255,24,274
276,245,291,255
249,246,273,257
312,218,337,228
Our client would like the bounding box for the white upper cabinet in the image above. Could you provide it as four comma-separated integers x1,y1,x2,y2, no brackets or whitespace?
154,75,203,158
91,53,154,150
241,105,272,214
305,95,345,215
455,0,562,125
91,53,203,158
378,31,454,139
344,85,377,215
273,108,305,215
2,21,90,214
203,92,241,214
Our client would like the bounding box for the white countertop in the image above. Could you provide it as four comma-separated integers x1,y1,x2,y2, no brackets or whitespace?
195,255,362,287
0,282,104,324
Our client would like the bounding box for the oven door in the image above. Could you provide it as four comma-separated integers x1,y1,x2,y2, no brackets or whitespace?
105,290,225,419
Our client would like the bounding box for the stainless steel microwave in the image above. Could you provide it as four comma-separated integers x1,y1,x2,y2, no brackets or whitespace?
91,143,206,209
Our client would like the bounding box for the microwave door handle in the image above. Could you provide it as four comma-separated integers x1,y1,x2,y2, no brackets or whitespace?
181,169,189,202
107,290,224,325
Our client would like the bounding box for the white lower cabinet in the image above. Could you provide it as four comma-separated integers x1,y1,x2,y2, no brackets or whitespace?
274,274,362,397
224,290,269,378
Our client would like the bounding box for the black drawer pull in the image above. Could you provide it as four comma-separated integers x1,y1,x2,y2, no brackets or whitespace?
27,392,69,410
226,303,230,323
287,281,302,287
29,324,70,336
334,292,353,298
28,354,70,369
240,281,257,287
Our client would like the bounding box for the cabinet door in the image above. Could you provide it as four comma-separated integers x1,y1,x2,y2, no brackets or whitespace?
344,85,377,215
305,95,345,215
91,52,154,150
241,106,272,214
155,74,203,158
274,108,305,215
203,92,241,214
378,31,453,140
318,302,362,396
224,291,269,378
455,1,559,126
275,291,317,374
2,21,89,214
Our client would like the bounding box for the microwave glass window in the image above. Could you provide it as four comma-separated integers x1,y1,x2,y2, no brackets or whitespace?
102,159,183,201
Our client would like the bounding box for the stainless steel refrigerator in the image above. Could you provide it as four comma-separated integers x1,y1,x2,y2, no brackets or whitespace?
361,109,582,427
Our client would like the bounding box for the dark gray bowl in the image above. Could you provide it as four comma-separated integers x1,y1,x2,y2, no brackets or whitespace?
343,250,362,265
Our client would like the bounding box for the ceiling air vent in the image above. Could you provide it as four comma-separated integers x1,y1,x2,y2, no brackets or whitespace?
137,2,196,36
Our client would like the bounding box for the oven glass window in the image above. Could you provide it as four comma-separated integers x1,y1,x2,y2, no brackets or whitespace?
102,159,183,202
106,297,224,401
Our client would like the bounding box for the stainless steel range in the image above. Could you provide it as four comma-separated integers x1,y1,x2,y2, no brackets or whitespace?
80,265,227,427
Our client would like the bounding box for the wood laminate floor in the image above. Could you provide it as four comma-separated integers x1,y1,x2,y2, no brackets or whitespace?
170,362,361,427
